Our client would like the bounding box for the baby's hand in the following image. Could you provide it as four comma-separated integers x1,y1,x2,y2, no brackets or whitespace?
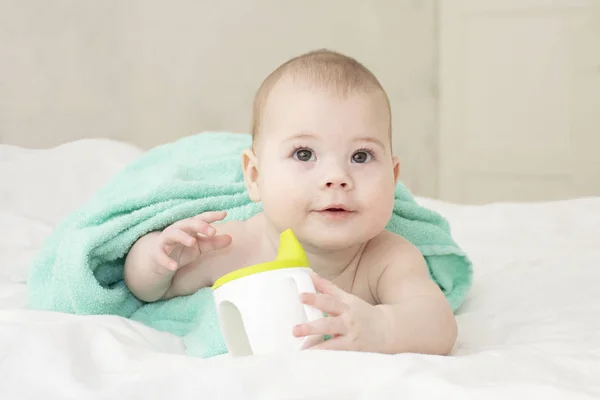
292,273,387,353
151,210,232,271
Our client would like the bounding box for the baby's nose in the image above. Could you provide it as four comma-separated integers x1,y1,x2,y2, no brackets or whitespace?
321,169,353,190
325,180,347,188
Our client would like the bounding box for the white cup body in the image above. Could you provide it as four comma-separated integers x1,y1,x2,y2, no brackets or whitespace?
213,267,324,356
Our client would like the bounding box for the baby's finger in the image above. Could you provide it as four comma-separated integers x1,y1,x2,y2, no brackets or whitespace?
306,336,347,351
163,227,196,247
153,248,178,271
299,293,348,316
293,316,347,337
194,210,228,225
176,218,216,237
311,272,348,299
196,234,232,253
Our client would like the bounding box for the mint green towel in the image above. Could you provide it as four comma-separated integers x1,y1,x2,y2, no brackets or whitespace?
27,132,472,358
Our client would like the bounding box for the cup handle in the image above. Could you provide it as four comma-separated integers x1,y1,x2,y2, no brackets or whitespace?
290,270,324,322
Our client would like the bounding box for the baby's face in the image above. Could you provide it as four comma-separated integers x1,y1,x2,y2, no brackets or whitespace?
248,79,399,250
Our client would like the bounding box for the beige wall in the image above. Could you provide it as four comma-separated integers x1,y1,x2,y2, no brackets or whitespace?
438,0,600,204
0,0,438,197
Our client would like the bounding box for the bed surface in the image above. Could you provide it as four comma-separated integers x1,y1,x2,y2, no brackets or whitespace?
1,139,599,399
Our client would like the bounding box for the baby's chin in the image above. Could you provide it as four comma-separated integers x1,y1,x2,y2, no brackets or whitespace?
297,226,380,252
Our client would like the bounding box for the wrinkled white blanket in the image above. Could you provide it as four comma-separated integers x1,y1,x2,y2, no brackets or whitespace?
1,139,599,399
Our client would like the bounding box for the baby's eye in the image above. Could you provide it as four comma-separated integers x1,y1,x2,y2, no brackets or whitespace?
351,150,373,163
293,148,316,162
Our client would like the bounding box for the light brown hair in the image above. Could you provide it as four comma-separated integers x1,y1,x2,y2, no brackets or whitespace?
251,49,391,142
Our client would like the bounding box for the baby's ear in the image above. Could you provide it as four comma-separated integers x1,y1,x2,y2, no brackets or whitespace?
241,148,261,202
392,156,401,185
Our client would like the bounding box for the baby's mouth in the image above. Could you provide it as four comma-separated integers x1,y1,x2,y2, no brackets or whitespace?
315,205,355,219
318,203,352,212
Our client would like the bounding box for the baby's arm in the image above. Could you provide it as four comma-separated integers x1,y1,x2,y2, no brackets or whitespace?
124,211,232,302
124,231,179,302
375,245,458,355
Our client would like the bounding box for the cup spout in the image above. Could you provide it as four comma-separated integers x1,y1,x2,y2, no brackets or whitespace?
276,229,309,267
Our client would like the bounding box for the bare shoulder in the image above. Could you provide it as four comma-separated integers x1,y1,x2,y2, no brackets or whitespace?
204,214,273,282
201,219,252,275
170,218,253,291
362,230,434,305
212,218,247,239
362,230,427,278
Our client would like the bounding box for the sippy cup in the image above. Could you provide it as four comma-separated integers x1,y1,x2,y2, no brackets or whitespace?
212,229,324,356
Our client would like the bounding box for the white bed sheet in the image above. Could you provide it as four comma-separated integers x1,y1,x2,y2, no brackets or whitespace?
1,139,599,399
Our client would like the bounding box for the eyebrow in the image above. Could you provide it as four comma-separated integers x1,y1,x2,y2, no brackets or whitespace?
285,132,318,142
285,132,386,149
356,136,386,149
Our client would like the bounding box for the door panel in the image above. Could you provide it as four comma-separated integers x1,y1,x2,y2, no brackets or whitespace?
439,0,600,203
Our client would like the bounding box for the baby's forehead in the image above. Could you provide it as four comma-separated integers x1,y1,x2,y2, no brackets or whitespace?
258,81,388,138
268,73,379,100
252,50,392,148
263,77,388,120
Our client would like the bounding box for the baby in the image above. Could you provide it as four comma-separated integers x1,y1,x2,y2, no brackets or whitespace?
124,49,457,355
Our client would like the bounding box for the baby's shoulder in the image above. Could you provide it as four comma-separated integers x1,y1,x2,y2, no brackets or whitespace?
211,218,257,257
205,215,273,279
362,230,420,263
360,230,427,297
212,218,248,238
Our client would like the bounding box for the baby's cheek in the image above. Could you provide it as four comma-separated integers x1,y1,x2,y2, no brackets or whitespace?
279,189,306,214
366,186,395,221
263,183,305,216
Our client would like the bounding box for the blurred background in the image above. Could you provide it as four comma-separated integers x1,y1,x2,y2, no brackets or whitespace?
1,0,598,204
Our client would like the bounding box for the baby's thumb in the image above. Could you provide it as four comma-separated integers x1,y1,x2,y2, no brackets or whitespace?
197,234,232,253
311,272,345,297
